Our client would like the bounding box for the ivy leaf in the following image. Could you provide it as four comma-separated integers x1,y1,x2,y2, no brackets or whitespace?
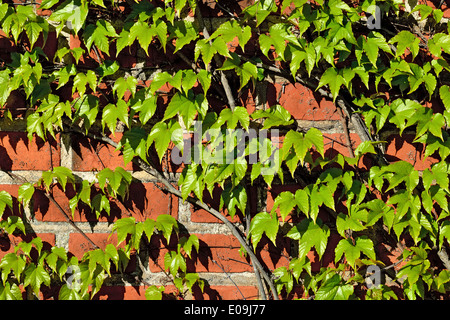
195,37,231,66
219,53,257,90
83,20,118,55
428,33,450,57
220,183,247,218
119,127,148,165
251,105,293,129
335,237,376,267
112,217,136,246
0,253,26,284
164,92,198,128
440,85,450,111
170,20,198,53
179,164,204,201
389,30,420,60
18,183,35,208
153,19,168,52
0,191,13,218
145,285,164,300
216,107,250,130
180,235,199,259
249,212,279,246
315,274,354,300
23,264,51,295
147,120,182,162
156,214,178,242
287,218,330,259
129,20,154,56
271,191,296,221
317,67,342,102
49,0,88,35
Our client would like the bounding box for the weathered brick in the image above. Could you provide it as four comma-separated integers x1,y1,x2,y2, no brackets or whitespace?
68,233,118,259
93,285,147,300
0,233,55,259
0,132,61,171
384,134,438,171
193,285,259,300
33,182,177,222
149,233,252,273
71,133,133,171
267,82,339,121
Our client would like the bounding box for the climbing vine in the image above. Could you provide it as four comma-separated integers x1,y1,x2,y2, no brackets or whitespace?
1,0,450,300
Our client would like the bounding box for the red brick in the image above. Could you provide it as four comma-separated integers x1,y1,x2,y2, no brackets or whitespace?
68,233,118,259
0,132,60,171
122,182,178,222
194,285,259,300
93,285,147,300
268,82,339,121
323,132,361,159
0,233,55,259
71,132,133,171
33,182,177,223
384,134,438,171
149,233,252,273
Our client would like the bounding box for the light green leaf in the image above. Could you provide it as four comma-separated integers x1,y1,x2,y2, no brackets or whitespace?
249,212,279,246
287,218,330,259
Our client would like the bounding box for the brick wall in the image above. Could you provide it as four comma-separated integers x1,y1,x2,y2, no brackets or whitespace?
0,0,441,300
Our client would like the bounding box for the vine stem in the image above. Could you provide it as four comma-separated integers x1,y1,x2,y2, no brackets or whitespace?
64,125,279,300
194,2,236,111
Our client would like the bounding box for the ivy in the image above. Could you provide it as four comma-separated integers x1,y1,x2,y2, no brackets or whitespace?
1,0,450,300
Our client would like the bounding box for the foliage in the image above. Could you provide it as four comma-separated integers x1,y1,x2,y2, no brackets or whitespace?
0,0,450,300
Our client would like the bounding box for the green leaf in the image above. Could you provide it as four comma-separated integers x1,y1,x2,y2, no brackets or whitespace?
156,214,178,242
0,191,13,218
220,183,247,218
112,217,136,245
317,67,342,102
179,165,204,201
271,191,295,221
49,0,88,35
129,20,154,55
195,37,231,66
170,20,198,53
83,20,118,55
335,237,376,267
216,107,250,130
287,218,330,259
251,105,293,129
147,120,182,162
164,92,198,128
315,274,354,300
180,234,199,259
249,212,279,246
145,285,164,300
389,31,420,59
18,183,35,208
23,264,51,295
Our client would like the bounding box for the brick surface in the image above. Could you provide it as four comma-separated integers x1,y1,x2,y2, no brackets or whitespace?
71,133,133,171
0,132,60,171
384,134,438,171
33,182,177,222
267,82,339,121
149,233,252,273
0,233,56,259
68,233,119,258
